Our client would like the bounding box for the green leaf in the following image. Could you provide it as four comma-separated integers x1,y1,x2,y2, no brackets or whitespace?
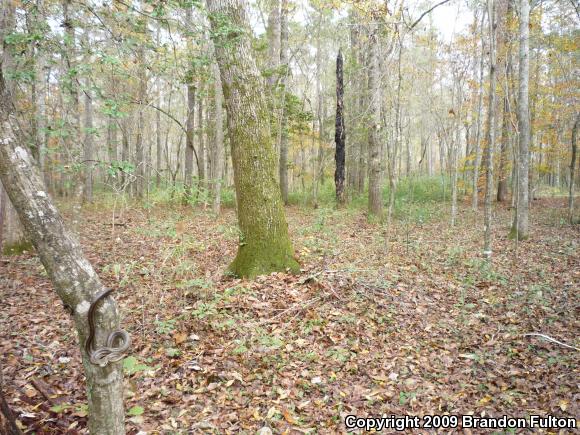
128,405,144,416
123,356,153,375
50,403,71,413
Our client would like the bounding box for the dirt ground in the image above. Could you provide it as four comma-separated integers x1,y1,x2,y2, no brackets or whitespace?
1,198,578,433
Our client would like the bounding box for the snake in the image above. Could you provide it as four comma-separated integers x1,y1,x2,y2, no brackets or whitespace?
85,288,131,367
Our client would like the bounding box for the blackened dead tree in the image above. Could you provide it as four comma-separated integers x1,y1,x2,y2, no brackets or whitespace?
335,48,346,205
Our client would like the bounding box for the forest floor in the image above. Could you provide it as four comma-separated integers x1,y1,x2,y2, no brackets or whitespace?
1,197,578,434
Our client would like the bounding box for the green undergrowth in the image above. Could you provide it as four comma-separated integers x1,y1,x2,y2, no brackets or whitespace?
78,176,452,225
289,175,451,223
2,240,34,255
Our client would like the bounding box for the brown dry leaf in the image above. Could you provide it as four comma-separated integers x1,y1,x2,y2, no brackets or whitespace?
173,331,187,345
282,408,297,425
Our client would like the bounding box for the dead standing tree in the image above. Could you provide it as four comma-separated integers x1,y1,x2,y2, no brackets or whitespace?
335,48,346,205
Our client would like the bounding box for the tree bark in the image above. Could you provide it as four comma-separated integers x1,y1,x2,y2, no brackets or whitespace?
484,0,497,257
83,45,94,204
569,114,578,223
278,0,289,204
207,0,299,278
496,0,513,202
135,43,147,199
197,90,206,189
212,63,224,215
155,22,162,188
334,48,346,205
510,0,530,240
0,38,126,435
266,0,280,88
184,6,196,200
472,9,486,210
367,22,382,217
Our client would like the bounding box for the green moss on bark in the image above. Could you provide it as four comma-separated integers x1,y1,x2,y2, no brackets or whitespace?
508,226,529,241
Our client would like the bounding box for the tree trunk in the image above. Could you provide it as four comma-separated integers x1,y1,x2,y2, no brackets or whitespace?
484,0,497,257
312,10,324,207
472,9,486,210
83,65,94,204
0,39,127,435
367,23,382,217
496,0,513,202
197,91,206,189
184,6,196,200
335,48,346,205
569,114,579,223
510,0,530,240
266,0,280,88
207,0,299,278
155,23,162,188
278,0,289,204
135,43,147,199
212,63,224,215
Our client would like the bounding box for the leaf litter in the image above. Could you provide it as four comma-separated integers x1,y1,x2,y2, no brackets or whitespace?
0,198,578,433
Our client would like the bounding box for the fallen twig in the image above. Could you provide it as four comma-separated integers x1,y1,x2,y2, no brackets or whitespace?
523,333,579,351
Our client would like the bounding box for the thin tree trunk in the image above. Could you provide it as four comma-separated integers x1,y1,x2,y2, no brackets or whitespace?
156,23,162,188
135,38,147,198
496,0,513,202
484,0,497,257
367,22,382,217
312,10,324,207
266,0,281,88
510,0,530,240
569,114,579,223
335,48,346,205
83,48,94,204
212,63,224,214
197,90,205,189
278,0,289,204
207,0,299,278
472,9,486,210
184,6,196,200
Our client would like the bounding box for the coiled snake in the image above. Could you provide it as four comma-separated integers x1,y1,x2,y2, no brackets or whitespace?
85,288,131,367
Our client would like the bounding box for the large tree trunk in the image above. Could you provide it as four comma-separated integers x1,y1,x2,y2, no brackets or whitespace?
0,33,127,435
483,0,497,257
569,114,579,223
367,22,382,217
207,0,299,278
510,0,530,240
334,48,346,205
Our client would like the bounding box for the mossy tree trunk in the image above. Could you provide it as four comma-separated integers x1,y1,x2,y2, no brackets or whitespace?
207,0,299,278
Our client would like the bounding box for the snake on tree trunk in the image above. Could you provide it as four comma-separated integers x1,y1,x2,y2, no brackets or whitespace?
85,288,131,367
